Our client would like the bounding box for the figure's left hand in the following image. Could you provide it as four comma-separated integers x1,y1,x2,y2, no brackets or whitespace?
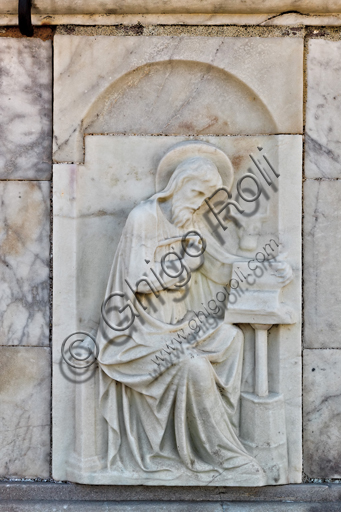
183,236,205,272
270,261,293,287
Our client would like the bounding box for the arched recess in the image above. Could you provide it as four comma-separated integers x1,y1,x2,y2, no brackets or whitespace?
82,60,277,137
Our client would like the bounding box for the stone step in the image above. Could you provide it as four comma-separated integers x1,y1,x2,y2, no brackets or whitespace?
0,501,340,512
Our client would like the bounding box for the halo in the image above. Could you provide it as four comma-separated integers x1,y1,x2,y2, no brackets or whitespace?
155,141,234,193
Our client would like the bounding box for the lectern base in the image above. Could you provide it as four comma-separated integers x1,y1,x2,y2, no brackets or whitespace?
240,392,289,485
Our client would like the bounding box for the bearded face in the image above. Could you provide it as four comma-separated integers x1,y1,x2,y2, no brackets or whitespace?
171,177,222,229
171,196,194,229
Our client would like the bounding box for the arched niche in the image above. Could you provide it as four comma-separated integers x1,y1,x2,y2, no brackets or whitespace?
82,60,277,138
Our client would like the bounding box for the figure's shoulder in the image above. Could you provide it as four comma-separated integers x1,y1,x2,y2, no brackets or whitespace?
125,198,157,228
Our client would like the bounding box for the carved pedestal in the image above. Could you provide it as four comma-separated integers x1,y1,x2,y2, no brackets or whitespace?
240,392,288,484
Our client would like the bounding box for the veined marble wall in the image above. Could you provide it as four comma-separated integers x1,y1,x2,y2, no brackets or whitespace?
0,37,52,479
304,39,341,479
0,19,341,504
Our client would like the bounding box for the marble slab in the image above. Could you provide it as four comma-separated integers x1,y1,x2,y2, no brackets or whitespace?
53,134,302,485
1,0,341,14
0,39,52,180
3,13,341,25
304,179,341,348
303,349,341,478
0,181,50,346
306,40,341,179
0,347,50,478
53,36,303,163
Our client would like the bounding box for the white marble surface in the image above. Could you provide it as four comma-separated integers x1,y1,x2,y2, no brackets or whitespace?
306,40,341,179
53,36,303,163
0,13,292,26
1,0,341,14
303,349,341,478
0,347,50,478
0,181,50,346
53,134,302,485
0,39,52,180
304,179,341,348
2,13,341,25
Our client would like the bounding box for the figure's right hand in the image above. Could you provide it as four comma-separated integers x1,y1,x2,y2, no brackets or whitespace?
270,261,293,287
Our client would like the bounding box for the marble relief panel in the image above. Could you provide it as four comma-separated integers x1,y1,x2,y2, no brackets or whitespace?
0,181,50,346
0,39,52,180
52,35,302,487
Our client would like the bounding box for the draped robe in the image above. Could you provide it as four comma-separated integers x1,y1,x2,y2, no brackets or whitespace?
96,196,266,485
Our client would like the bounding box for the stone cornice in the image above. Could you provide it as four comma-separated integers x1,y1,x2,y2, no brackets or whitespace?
1,0,341,15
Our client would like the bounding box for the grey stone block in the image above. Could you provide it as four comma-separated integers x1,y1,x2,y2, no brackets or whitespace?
0,181,50,346
304,349,341,478
0,39,52,179
304,179,341,348
2,482,341,502
306,40,341,179
0,347,51,478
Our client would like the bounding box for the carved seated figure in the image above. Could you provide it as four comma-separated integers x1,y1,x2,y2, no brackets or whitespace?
97,142,272,485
